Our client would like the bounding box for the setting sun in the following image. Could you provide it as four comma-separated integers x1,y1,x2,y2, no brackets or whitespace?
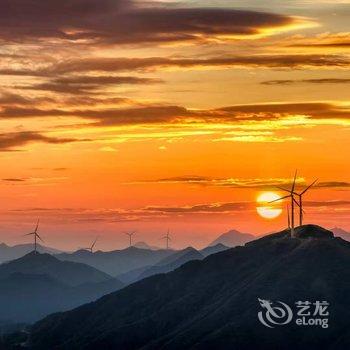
256,192,283,219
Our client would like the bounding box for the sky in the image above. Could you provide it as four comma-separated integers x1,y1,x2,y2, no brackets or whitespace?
0,0,350,250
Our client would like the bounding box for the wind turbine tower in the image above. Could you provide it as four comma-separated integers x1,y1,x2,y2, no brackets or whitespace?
269,171,299,238
88,237,98,253
24,219,43,253
124,231,136,247
293,179,318,226
161,229,171,250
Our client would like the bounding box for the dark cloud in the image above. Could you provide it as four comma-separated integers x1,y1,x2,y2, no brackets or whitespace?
136,176,350,190
1,102,350,126
44,55,350,76
0,91,53,106
0,131,90,151
19,75,162,95
2,178,26,182
52,167,68,171
1,55,349,79
145,202,252,213
261,78,350,85
316,181,350,188
305,200,350,207
0,1,294,45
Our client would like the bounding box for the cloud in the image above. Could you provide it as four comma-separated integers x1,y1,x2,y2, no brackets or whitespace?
132,176,350,190
145,202,252,213
40,54,350,76
0,1,296,45
1,102,350,127
261,78,350,85
4,54,349,78
2,178,26,182
305,200,350,207
19,75,162,95
288,32,350,48
0,91,53,106
0,131,90,151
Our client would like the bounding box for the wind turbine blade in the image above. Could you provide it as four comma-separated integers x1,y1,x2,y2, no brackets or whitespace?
300,179,318,195
292,197,300,207
291,170,297,192
276,186,291,193
91,236,98,249
268,194,290,203
36,234,44,243
35,219,40,232
24,232,35,236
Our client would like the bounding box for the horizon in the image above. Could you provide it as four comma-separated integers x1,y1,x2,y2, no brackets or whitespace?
1,0,350,250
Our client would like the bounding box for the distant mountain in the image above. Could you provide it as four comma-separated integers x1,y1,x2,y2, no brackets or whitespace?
24,225,350,349
0,272,123,324
133,241,161,250
118,245,229,285
200,243,229,257
0,252,111,286
0,243,63,263
331,227,350,240
209,229,254,247
56,246,173,276
136,247,203,282
0,252,123,324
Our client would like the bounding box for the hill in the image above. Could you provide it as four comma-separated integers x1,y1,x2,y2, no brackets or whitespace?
0,273,123,324
22,224,350,349
332,227,350,240
209,229,254,247
56,246,173,276
0,252,112,286
136,247,203,282
200,243,229,257
0,243,63,263
0,252,123,324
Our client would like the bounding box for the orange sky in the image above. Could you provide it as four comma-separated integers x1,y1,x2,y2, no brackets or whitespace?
0,0,350,250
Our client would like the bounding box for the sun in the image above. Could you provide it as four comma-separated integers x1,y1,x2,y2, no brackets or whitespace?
256,192,283,219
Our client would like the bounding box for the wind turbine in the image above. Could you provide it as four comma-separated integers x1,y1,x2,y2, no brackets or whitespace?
24,219,43,253
82,236,99,253
269,171,299,237
279,179,318,226
124,231,136,247
161,229,171,250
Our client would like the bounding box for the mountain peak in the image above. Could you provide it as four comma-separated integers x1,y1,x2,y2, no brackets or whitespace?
294,224,334,239
20,250,58,262
209,228,254,247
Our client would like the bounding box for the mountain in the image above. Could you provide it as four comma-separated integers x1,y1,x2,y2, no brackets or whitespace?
0,272,123,324
0,252,123,324
331,227,350,240
136,247,203,282
200,243,229,257
0,243,63,263
24,225,350,350
209,229,255,247
0,252,112,286
118,245,229,285
56,246,174,276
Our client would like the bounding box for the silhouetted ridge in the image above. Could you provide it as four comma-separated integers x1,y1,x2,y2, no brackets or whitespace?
23,224,350,350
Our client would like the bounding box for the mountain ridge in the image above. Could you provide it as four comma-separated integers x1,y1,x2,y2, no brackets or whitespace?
23,224,350,349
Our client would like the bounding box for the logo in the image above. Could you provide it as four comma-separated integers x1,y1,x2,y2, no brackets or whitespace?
258,299,330,329
258,298,293,328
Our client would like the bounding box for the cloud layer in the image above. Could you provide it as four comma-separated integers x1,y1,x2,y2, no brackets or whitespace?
0,0,295,44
